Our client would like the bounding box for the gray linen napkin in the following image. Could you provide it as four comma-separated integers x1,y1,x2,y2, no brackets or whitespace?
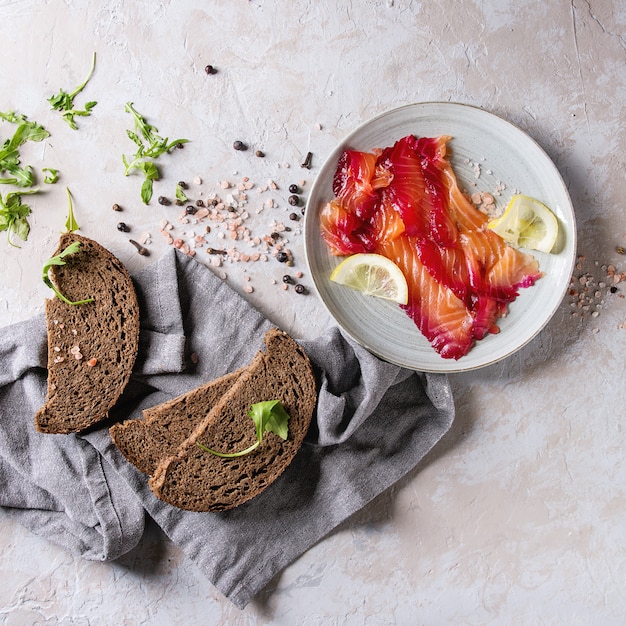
0,248,454,609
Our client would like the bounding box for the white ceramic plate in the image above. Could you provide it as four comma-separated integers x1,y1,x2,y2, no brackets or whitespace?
304,102,577,372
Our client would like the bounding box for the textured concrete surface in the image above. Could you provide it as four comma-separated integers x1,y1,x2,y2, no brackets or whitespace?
1,0,625,624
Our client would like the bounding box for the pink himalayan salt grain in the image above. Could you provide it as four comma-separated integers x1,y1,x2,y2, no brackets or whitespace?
87,358,98,367
243,285,254,293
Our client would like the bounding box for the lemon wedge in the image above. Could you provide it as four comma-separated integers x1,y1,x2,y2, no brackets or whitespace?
488,194,559,253
329,253,409,304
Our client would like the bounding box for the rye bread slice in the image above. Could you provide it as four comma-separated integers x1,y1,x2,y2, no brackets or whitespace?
35,232,140,434
149,328,317,512
110,368,244,475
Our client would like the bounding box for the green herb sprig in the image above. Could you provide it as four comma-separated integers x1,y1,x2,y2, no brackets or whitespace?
0,111,50,188
41,188,94,306
48,52,97,130
175,182,188,203
122,102,189,204
42,168,59,184
197,400,290,458
0,188,39,247
42,241,94,306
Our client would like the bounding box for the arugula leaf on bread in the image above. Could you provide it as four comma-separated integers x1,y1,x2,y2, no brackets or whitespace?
197,400,290,458
41,188,94,305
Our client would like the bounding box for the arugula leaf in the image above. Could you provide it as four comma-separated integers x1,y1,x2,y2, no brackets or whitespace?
122,102,189,204
42,241,94,305
0,188,39,247
48,52,97,129
197,400,291,458
0,112,50,186
43,168,59,184
175,183,188,203
64,187,79,232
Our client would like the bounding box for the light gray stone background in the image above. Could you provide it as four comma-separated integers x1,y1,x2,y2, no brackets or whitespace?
1,0,625,623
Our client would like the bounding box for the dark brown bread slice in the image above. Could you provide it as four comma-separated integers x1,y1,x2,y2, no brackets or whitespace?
35,232,140,434
149,328,317,512
110,368,244,475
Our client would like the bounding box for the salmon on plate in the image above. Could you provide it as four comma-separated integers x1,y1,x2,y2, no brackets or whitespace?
320,135,543,360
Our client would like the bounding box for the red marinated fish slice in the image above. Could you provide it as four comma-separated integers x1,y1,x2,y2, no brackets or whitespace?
378,236,475,360
377,137,432,239
320,199,373,255
332,150,391,221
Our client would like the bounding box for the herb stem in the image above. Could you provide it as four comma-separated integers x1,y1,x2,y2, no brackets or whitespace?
70,52,97,99
196,440,260,458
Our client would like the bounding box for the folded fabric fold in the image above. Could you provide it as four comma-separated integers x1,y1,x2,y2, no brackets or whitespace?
0,248,454,609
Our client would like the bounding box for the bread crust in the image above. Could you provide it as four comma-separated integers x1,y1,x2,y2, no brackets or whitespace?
110,368,244,475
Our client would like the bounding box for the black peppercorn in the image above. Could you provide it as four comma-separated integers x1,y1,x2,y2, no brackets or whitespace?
178,181,188,189
282,275,293,284
288,195,300,206
610,285,618,293
277,251,289,263
288,184,299,194
117,222,130,232
196,199,205,207
205,64,218,75
294,283,307,294
185,205,197,215
289,212,299,221
112,203,122,212
158,196,171,206
233,140,248,151
255,150,265,157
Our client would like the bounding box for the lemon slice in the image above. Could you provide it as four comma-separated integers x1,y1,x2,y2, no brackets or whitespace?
488,194,559,253
329,253,409,304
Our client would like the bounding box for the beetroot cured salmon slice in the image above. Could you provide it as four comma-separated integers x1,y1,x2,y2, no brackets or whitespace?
378,236,475,360
321,134,543,359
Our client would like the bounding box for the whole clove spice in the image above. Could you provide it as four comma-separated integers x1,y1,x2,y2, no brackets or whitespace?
129,239,149,256
301,151,313,169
